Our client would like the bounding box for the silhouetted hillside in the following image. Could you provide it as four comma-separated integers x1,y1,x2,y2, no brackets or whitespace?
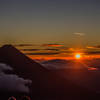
0,45,47,79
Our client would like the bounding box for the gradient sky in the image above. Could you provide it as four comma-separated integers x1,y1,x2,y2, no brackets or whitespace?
0,0,100,47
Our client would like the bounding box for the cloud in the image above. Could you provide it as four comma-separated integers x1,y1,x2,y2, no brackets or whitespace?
41,59,100,72
0,63,13,73
87,45,100,49
85,51,100,55
0,63,32,93
0,74,32,93
40,59,100,93
14,44,34,47
42,43,64,47
20,49,40,51
41,59,88,70
25,52,60,55
44,48,59,51
95,45,100,48
86,46,96,49
73,32,85,36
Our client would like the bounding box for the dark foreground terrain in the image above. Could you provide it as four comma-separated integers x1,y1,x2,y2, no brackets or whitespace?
0,45,100,100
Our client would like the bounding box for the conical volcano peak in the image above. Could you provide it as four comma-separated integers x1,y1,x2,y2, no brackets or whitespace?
0,44,20,55
1,44,16,49
0,44,47,79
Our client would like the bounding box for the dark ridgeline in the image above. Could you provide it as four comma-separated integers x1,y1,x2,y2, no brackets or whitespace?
0,45,99,100
0,45,47,78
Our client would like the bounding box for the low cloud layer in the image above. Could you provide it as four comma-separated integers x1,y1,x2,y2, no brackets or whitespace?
0,63,32,93
42,43,64,47
14,44,34,47
41,59,88,70
20,49,40,51
25,52,60,55
85,51,100,55
41,59,100,71
44,48,60,51
0,64,13,73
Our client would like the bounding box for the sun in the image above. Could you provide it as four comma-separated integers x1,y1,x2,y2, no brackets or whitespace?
75,53,81,59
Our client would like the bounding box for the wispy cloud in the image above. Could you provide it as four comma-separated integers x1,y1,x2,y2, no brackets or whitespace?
25,52,60,55
86,45,100,49
85,51,100,55
14,44,34,47
20,49,40,51
86,46,95,49
44,48,60,51
73,32,85,36
42,43,64,47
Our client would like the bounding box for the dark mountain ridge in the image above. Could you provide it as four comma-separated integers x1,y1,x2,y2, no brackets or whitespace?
0,45,47,78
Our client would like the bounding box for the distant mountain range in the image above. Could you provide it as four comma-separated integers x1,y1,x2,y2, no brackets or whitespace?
0,45,99,100
42,59,89,70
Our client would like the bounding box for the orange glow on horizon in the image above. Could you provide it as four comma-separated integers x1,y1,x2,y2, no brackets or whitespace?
27,54,100,61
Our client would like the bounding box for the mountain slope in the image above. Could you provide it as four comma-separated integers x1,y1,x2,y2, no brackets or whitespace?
0,45,47,79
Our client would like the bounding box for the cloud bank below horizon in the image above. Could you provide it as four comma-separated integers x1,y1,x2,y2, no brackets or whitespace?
0,63,32,93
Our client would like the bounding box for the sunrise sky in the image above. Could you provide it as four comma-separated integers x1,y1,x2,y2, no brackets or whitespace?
0,0,100,59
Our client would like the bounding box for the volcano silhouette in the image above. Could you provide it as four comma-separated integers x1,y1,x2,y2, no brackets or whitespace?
0,45,99,100
0,45,47,79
